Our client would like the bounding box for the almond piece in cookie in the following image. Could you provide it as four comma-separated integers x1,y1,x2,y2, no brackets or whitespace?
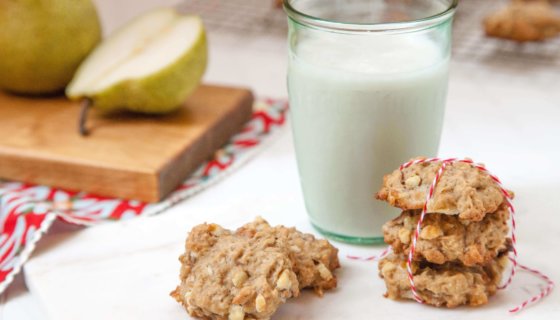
171,223,300,320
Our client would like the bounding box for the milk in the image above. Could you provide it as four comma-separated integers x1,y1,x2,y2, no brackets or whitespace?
288,35,449,240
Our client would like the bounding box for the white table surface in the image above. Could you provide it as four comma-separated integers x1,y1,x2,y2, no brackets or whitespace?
2,6,560,320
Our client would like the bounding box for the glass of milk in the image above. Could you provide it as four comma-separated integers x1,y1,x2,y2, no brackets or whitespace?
284,0,457,244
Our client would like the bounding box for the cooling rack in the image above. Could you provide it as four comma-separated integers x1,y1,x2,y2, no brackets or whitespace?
179,0,560,66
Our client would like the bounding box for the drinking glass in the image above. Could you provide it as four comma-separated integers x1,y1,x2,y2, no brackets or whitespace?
285,0,458,244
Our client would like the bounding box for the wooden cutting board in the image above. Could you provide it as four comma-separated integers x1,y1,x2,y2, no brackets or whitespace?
0,85,253,202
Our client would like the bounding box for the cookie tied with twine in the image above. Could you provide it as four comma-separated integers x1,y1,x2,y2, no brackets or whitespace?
376,157,512,221
350,157,553,313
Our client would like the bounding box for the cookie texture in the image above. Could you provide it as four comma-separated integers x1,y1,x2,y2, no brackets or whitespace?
171,223,300,320
484,0,560,42
172,218,340,319
376,158,509,221
237,217,340,296
383,204,511,266
378,252,508,308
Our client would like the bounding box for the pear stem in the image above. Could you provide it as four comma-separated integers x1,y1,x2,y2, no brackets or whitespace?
79,98,92,136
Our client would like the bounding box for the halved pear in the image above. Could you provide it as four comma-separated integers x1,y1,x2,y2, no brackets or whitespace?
66,8,207,133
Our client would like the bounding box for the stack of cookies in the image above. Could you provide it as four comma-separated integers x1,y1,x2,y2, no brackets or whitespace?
376,159,512,307
171,217,340,320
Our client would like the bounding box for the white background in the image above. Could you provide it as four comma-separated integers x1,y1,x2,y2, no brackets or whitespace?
1,0,560,319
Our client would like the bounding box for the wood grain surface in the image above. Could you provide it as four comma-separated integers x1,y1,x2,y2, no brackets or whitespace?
0,85,254,202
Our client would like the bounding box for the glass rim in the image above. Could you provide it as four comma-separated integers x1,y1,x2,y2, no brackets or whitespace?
283,0,458,32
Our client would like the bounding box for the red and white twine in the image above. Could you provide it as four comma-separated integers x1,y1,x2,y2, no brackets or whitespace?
348,157,554,313
347,246,392,262
507,258,555,313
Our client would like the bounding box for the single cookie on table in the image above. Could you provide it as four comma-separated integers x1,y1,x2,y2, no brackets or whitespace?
378,252,509,308
376,157,511,221
484,0,560,42
383,203,511,266
171,223,300,320
236,217,340,296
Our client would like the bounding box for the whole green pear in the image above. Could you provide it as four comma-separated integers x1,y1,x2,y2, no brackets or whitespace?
0,0,102,95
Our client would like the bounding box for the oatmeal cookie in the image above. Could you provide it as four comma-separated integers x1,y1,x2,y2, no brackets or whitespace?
378,252,508,308
171,223,300,320
376,158,511,221
484,0,560,42
236,217,340,296
383,204,511,266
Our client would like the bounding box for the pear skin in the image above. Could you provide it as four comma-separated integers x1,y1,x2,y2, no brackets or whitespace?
0,0,102,95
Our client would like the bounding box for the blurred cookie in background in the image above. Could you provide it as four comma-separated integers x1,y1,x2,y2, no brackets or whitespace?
484,0,560,42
